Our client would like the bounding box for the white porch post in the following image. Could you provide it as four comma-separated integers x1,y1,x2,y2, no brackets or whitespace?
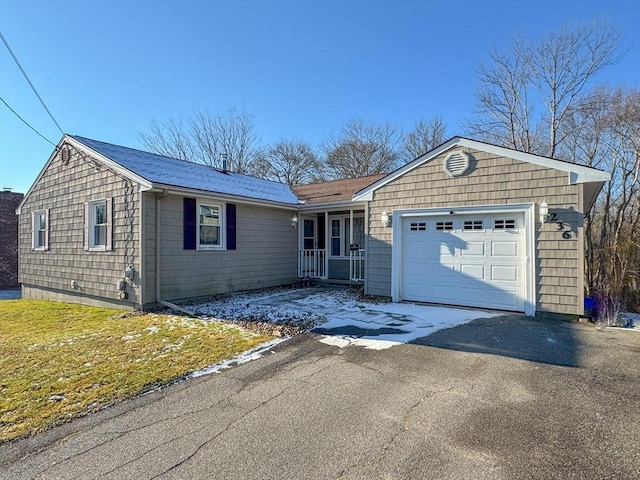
324,212,329,279
349,209,354,280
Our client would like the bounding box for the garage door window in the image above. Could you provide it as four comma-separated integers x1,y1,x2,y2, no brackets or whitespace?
494,219,516,230
410,222,426,231
463,220,484,230
436,221,453,231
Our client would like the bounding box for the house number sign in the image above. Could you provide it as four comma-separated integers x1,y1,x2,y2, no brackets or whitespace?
548,212,574,239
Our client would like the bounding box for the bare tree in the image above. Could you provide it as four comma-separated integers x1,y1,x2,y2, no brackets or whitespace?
404,115,449,159
252,139,323,185
467,20,620,157
139,117,196,161
323,118,403,179
562,86,640,311
139,106,262,173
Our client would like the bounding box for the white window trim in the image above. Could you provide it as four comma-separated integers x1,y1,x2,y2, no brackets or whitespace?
391,204,536,316
86,198,113,252
328,214,364,259
197,200,226,250
32,209,49,251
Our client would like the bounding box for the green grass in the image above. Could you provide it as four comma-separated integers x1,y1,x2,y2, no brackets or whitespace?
0,300,274,443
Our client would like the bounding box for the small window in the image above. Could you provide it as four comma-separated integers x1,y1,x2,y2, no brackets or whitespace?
331,219,341,256
494,219,516,230
32,210,49,250
436,221,454,231
198,203,222,248
88,200,108,250
410,222,426,231
463,220,484,230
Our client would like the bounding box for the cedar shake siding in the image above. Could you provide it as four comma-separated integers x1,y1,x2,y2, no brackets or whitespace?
142,193,298,304
366,147,584,316
18,150,141,309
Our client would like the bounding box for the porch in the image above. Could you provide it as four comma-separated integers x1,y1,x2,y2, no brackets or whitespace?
297,209,366,283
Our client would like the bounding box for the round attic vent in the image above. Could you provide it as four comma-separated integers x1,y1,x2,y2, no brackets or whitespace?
443,151,471,177
61,145,71,165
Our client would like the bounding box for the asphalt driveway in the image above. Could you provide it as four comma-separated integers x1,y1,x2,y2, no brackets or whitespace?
1,314,639,479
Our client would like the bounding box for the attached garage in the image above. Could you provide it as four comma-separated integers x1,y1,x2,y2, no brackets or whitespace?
356,137,611,318
397,209,530,312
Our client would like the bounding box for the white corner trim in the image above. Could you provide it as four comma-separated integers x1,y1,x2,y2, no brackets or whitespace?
390,203,536,316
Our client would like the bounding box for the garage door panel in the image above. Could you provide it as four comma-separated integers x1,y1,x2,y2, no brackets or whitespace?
491,265,518,282
401,213,525,312
490,289,521,309
457,286,486,304
491,241,518,257
460,264,485,280
460,241,485,256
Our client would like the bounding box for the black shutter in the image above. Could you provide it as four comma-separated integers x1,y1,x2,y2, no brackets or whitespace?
226,203,236,250
183,197,196,250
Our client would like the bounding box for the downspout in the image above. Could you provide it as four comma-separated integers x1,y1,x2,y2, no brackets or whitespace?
155,190,195,316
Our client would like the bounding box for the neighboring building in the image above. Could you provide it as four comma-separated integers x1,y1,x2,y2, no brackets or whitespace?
0,189,23,289
17,135,610,318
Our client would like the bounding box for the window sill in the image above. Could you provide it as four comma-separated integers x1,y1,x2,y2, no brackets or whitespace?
88,246,107,252
197,245,226,251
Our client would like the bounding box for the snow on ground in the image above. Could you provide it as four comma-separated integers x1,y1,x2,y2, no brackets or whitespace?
189,338,287,377
184,286,500,351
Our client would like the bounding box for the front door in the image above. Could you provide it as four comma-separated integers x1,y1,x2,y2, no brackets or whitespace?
302,216,316,250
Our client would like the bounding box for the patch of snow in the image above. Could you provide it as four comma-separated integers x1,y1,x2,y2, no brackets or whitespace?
315,301,500,350
145,325,160,334
189,338,287,377
184,286,500,351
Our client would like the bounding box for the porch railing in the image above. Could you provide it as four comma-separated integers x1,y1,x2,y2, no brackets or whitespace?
299,249,326,278
350,249,365,282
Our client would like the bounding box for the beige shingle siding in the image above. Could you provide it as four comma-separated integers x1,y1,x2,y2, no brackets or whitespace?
18,151,141,308
366,148,583,316
146,195,297,303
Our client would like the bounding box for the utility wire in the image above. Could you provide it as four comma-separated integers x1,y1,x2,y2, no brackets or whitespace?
0,96,57,147
0,31,64,135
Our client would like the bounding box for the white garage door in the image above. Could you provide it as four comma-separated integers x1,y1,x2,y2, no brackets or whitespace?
401,213,525,311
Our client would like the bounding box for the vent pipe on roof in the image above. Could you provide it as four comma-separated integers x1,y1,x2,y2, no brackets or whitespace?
2,187,12,192
220,153,229,173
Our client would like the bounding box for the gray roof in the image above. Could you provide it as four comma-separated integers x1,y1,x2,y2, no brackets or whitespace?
73,136,300,205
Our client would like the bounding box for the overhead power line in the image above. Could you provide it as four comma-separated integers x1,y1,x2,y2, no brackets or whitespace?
0,96,57,147
0,31,64,135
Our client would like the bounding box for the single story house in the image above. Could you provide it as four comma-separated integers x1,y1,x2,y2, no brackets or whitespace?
17,134,610,318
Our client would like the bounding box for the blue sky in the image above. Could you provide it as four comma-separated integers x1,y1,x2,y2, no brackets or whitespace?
1,0,639,193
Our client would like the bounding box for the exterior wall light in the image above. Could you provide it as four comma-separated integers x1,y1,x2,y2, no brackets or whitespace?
381,211,391,227
539,201,549,225
291,213,298,228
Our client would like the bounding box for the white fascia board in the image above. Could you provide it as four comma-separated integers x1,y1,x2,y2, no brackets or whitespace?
298,201,367,213
16,136,67,215
353,137,464,201
66,136,153,190
353,137,611,202
155,184,300,211
455,138,611,183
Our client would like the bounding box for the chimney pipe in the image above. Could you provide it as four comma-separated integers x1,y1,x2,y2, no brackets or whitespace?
220,153,229,173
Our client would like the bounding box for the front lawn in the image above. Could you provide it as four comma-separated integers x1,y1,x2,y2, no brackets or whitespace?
0,300,275,443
